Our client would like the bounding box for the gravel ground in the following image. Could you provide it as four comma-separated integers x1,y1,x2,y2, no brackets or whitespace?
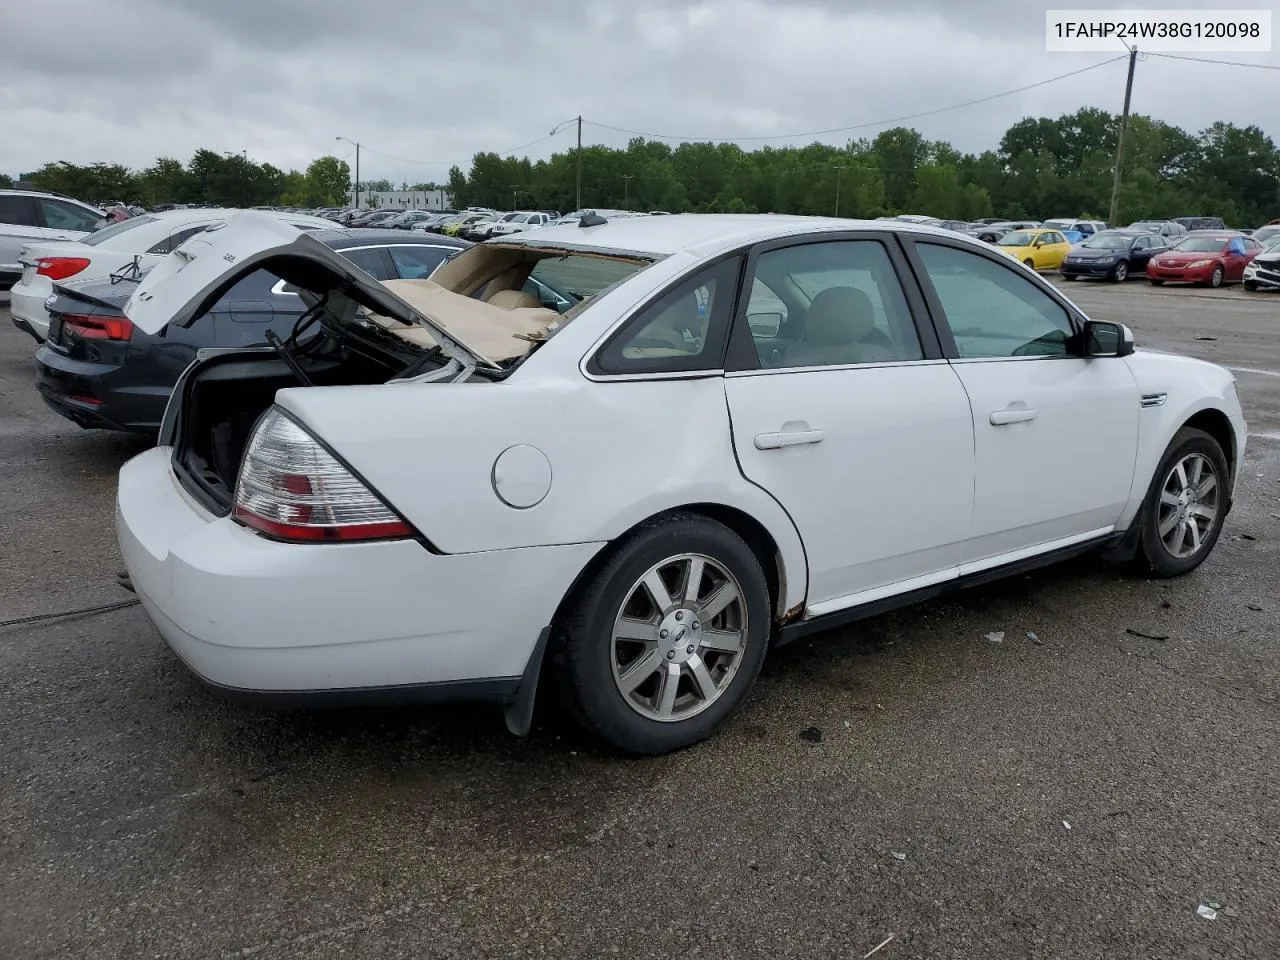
1,281,1278,960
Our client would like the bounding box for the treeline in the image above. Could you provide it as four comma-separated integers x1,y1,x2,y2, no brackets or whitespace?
4,150,354,209
445,109,1280,226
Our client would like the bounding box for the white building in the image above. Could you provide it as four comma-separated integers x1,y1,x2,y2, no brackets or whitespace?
351,189,453,211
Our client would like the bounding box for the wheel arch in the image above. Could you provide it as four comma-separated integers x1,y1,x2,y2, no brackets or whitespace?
1182,407,1237,481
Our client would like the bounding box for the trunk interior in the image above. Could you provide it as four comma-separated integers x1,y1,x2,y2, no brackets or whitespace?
172,329,430,514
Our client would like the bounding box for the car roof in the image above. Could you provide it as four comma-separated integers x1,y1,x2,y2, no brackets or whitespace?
498,213,1003,259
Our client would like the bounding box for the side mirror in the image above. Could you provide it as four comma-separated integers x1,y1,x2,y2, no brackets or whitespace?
1083,320,1134,358
747,311,783,338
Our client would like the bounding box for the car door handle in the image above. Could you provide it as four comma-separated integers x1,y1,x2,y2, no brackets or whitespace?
755,428,826,450
989,408,1039,425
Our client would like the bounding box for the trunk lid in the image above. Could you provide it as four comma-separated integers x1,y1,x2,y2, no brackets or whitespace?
124,211,501,371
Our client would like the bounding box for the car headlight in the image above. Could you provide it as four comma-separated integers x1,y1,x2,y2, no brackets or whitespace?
1187,259,1212,268
1243,262,1257,274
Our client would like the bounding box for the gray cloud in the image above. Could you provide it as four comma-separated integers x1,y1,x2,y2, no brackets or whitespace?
1,0,1276,183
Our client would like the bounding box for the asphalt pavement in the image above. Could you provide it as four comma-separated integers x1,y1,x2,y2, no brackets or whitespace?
1,282,1278,959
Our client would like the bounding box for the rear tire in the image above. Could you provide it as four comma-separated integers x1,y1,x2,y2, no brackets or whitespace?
1136,428,1229,578
553,513,771,754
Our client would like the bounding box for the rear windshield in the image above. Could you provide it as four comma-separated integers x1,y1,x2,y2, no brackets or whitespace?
81,215,159,246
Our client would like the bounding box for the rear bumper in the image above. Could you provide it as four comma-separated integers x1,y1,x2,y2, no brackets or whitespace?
9,277,52,340
10,312,43,343
116,446,602,700
35,345,168,434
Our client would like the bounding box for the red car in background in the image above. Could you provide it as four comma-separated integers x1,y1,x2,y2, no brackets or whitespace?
1146,232,1264,287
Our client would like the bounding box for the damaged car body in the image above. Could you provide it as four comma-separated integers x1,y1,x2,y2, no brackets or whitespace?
117,211,1245,754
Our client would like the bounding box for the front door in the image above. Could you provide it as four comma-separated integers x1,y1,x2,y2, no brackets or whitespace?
724,235,975,612
908,239,1140,565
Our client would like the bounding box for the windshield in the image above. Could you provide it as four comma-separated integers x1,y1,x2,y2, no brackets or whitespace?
998,231,1036,246
1081,234,1132,250
1263,237,1280,252
81,215,159,246
1172,237,1228,252
1252,226,1280,244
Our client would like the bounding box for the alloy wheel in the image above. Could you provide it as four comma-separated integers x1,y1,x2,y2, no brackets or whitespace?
610,553,748,722
1113,261,1127,282
1156,453,1220,559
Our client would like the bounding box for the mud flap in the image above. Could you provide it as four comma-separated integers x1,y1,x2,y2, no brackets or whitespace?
504,626,551,737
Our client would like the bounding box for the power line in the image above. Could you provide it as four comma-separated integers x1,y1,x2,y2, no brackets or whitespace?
1147,51,1280,72
346,130,569,168
583,55,1128,143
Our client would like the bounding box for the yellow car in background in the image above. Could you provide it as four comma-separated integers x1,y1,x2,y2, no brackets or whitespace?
995,228,1073,271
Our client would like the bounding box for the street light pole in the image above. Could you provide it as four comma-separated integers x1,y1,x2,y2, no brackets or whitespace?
336,136,360,208
622,174,634,209
833,165,846,218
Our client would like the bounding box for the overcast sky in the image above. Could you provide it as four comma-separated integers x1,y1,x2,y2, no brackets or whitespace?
1,0,1276,182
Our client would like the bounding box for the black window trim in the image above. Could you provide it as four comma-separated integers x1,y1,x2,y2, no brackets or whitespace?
583,251,747,380
0,194,41,228
723,229,944,374
897,231,1088,362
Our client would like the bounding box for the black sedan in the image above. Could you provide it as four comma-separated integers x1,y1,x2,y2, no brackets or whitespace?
1060,230,1169,282
34,230,470,435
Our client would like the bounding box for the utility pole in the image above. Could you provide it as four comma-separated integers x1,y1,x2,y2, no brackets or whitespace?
1108,46,1137,226
622,174,634,209
576,115,586,211
337,137,361,208
833,165,846,218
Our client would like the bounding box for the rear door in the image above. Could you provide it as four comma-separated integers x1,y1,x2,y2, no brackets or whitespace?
723,233,975,612
0,195,46,276
904,236,1139,566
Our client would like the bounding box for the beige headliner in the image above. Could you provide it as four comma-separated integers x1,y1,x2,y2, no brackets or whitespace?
369,278,561,363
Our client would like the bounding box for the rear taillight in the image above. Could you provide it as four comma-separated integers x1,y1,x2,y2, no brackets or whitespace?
36,257,90,281
61,313,134,341
233,408,414,543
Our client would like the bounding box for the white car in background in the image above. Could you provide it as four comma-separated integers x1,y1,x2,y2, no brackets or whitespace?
116,212,1244,755
8,208,333,342
486,211,554,237
0,189,104,291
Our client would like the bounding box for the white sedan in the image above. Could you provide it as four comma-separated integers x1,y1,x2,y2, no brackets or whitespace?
9,207,333,342
116,212,1245,754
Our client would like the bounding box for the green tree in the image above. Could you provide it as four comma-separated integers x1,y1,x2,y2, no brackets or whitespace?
305,156,352,205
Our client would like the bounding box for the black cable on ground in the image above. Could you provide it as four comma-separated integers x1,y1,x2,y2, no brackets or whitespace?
0,597,140,629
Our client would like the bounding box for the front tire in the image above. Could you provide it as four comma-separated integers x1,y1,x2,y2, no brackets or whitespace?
553,513,771,754
1136,428,1229,577
1023,258,1035,270
1111,260,1128,283
1243,280,1258,292
1206,265,1224,288
1148,278,1164,286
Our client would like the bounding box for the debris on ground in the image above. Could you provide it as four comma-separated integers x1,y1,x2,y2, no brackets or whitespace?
1232,533,1257,541
863,933,895,958
985,631,1005,643
1224,906,1239,918
1247,604,1263,612
1026,631,1043,645
1160,601,1173,609
890,851,907,861
844,720,851,729
1062,820,1072,830
799,726,823,743
1194,336,1217,341
1196,903,1218,920
1125,628,1170,641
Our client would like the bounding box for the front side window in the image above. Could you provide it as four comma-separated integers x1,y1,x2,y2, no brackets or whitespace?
745,240,922,369
39,199,101,232
593,257,741,374
915,243,1074,359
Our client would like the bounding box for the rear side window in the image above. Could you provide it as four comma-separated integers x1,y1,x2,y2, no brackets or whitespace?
592,257,741,375
387,244,452,279
340,247,395,280
0,195,40,227
39,199,101,232
148,223,215,255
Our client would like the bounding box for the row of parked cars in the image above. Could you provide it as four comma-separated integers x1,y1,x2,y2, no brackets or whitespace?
879,212,1280,289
